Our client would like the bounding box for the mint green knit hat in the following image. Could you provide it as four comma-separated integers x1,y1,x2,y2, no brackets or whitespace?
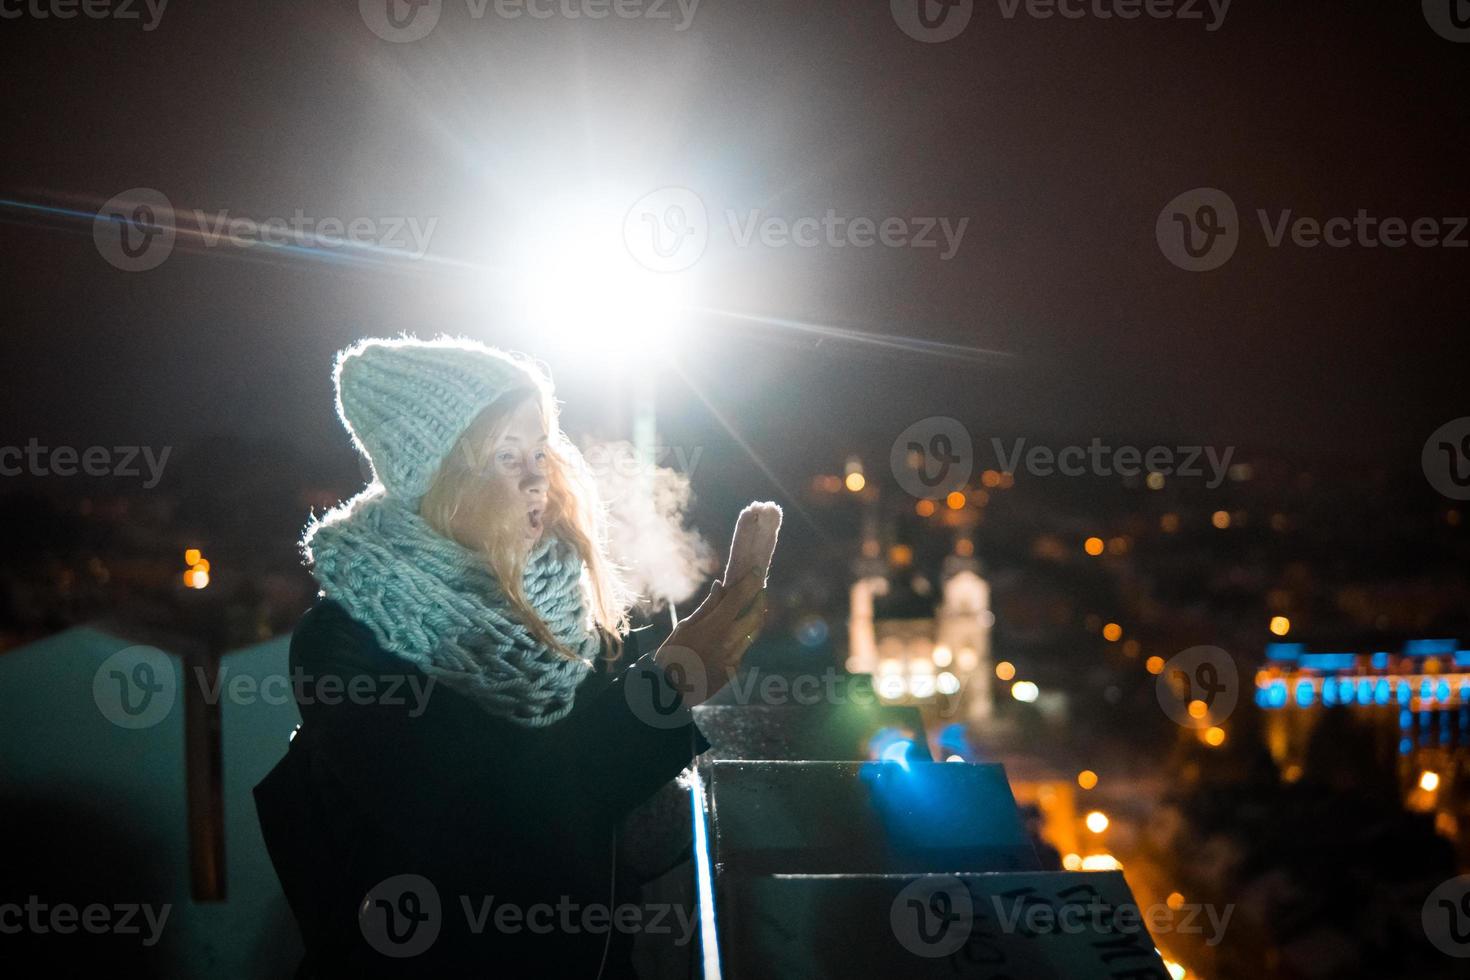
333,336,548,503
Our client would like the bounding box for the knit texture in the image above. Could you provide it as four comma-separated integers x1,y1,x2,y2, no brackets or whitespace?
334,335,546,505
304,487,600,726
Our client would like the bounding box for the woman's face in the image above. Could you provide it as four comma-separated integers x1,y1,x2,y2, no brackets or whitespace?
486,396,551,547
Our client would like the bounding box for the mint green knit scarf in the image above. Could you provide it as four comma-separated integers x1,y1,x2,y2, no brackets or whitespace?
302,488,601,727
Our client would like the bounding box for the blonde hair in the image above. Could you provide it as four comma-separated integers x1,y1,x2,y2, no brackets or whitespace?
419,381,631,662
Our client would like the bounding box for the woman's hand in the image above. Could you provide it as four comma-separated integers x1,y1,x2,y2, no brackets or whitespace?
653,572,768,709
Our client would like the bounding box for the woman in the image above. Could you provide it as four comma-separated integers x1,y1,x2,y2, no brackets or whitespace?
254,336,767,978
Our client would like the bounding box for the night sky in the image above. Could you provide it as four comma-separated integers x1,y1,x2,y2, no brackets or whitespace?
2,1,1466,492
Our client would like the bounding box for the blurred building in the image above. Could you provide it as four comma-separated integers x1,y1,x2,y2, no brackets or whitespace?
1255,638,1470,858
845,507,993,725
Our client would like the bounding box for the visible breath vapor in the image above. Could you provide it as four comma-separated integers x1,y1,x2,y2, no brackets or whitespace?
582,440,716,612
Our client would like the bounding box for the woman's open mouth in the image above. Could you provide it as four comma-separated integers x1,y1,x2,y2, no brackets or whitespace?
527,506,544,536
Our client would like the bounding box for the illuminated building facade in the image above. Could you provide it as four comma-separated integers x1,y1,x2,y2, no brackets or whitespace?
846,539,994,724
1255,638,1470,849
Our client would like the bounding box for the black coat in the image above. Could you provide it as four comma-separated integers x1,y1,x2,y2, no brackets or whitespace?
254,600,708,978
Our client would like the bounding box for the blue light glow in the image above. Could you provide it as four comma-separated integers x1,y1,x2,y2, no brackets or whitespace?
1266,643,1304,662
1300,653,1357,671
1371,652,1389,669
937,722,970,761
1295,681,1315,707
1406,639,1456,656
881,740,914,771
794,616,829,649
688,771,722,980
868,726,919,769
